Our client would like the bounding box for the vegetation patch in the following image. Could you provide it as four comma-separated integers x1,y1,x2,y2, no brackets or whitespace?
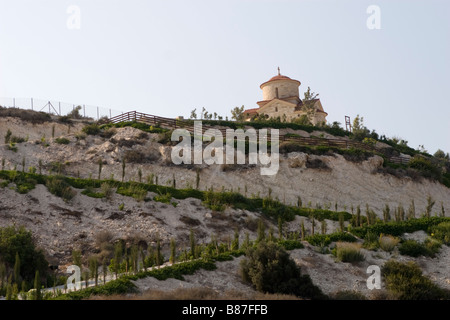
382,260,450,300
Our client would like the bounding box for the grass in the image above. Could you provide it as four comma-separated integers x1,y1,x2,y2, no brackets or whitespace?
378,234,400,252
334,242,365,262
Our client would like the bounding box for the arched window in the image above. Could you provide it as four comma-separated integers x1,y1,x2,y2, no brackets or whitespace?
275,107,278,112
275,87,279,98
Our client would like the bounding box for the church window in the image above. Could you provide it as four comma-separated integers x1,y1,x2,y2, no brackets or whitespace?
275,107,278,112
275,87,279,98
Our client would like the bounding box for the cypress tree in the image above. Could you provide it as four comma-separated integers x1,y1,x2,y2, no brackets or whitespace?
34,271,41,300
278,217,283,240
300,220,306,240
321,220,327,235
121,158,126,182
156,237,162,266
257,219,266,243
114,241,123,279
231,229,239,251
14,252,21,286
190,229,196,259
169,238,176,264
356,205,361,227
102,257,107,285
98,158,103,180
338,212,344,232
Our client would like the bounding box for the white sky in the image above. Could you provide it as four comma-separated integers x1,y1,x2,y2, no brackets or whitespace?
0,0,449,154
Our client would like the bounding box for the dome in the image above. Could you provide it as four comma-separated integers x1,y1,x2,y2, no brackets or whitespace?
260,73,301,89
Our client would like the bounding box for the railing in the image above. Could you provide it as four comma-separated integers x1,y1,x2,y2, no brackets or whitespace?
109,111,409,163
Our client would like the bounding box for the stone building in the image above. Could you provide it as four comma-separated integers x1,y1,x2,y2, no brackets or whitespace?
243,69,328,125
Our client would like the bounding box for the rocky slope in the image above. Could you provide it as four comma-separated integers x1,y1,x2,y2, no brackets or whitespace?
0,116,449,297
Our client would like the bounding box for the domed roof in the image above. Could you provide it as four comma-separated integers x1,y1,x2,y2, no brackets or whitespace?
260,69,301,88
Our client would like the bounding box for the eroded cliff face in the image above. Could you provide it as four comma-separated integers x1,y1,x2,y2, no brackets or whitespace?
1,116,449,218
1,116,450,296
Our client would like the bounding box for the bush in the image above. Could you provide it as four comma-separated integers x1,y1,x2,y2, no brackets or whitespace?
278,240,304,250
55,137,70,145
240,241,326,299
0,225,49,282
351,217,450,238
82,123,101,135
408,156,442,182
306,232,357,247
46,176,76,202
398,239,440,258
382,260,450,300
378,234,400,252
334,242,364,262
430,221,450,245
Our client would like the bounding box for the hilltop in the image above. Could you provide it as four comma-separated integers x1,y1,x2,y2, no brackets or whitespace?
0,107,449,300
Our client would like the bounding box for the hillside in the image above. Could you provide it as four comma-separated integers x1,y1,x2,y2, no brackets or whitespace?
0,110,449,300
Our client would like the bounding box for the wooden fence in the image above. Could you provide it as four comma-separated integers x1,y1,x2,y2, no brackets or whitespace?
109,111,409,164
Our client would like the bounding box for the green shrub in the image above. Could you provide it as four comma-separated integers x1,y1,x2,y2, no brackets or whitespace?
398,239,440,258
278,239,304,250
46,176,76,202
430,221,450,245
10,135,26,143
82,123,101,135
240,241,326,299
55,137,70,145
0,225,49,282
382,260,450,300
351,217,450,238
408,156,442,182
334,242,364,262
306,232,357,247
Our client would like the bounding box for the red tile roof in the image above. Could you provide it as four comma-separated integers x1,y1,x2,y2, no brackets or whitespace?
260,74,301,88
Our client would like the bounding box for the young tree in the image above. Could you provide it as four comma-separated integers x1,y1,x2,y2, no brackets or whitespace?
14,252,21,286
321,220,327,235
383,204,391,222
278,217,284,240
34,271,41,300
230,106,245,121
257,219,266,242
169,238,176,264
231,229,239,251
339,213,345,232
356,205,361,227
190,108,197,119
102,257,107,285
311,215,316,236
189,229,196,260
72,250,82,270
121,158,126,182
88,256,98,286
113,241,123,279
156,236,162,266
408,199,416,220
300,220,306,240
425,196,435,218
98,158,103,180
130,245,139,274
